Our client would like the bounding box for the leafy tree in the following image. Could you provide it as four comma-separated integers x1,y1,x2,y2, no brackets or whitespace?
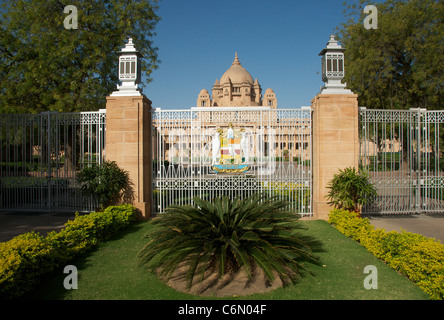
337,0,443,110
0,0,161,114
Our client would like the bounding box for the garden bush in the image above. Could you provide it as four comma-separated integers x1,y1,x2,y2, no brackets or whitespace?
78,161,133,209
328,209,444,300
138,194,319,290
326,167,377,213
0,232,55,298
0,204,137,299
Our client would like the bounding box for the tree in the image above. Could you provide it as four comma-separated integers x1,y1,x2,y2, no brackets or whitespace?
337,0,443,110
0,0,161,114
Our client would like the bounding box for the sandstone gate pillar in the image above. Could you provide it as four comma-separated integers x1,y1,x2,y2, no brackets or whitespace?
105,95,153,219
311,93,360,220
312,35,360,220
104,38,153,219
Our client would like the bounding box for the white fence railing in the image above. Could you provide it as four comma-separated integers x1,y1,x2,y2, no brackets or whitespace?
152,107,313,217
4,106,442,216
0,110,106,212
359,107,444,214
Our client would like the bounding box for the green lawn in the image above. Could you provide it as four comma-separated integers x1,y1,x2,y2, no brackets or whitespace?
24,220,430,300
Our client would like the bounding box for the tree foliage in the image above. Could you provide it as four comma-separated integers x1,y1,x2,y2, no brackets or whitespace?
337,0,443,110
0,0,161,114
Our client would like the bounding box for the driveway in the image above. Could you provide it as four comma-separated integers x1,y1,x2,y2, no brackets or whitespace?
1,210,443,244
368,213,444,243
0,211,77,242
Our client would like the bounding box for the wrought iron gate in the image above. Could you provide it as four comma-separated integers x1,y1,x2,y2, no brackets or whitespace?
153,107,313,217
0,110,106,212
359,107,444,214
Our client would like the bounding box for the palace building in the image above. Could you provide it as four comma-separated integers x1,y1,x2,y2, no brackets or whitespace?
154,54,312,168
197,53,277,108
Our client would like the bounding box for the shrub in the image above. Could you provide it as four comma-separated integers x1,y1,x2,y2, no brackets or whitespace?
0,204,137,299
78,161,133,209
138,194,319,289
326,167,377,213
0,232,55,298
48,204,137,261
328,209,444,300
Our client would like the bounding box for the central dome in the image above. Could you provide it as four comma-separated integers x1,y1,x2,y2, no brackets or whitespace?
220,53,254,85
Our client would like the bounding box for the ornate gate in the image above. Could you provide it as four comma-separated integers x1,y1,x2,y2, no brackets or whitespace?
359,108,444,214
0,110,106,212
153,107,313,216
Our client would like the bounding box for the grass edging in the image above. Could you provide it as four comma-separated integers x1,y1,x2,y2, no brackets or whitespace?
328,209,444,300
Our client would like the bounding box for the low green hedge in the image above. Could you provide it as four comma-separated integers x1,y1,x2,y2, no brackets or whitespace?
328,209,444,300
0,204,137,299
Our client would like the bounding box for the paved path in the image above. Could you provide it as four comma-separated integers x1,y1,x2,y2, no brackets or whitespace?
1,210,443,244
0,211,77,242
368,213,444,243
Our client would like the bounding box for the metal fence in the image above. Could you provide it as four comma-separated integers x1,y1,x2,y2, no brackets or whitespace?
152,107,313,217
359,107,444,215
0,110,106,212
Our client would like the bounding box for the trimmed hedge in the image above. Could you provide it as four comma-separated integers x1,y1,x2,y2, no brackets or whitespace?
0,204,137,299
328,209,444,300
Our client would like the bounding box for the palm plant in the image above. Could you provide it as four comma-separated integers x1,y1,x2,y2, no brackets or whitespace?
138,194,318,290
78,161,133,209
326,167,377,213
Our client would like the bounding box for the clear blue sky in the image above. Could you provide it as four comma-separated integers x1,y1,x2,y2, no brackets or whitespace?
145,0,356,109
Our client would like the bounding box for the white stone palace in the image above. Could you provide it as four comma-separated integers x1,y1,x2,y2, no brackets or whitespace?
154,53,311,166
197,53,277,108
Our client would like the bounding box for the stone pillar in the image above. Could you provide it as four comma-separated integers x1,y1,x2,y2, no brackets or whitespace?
311,93,360,220
105,95,153,219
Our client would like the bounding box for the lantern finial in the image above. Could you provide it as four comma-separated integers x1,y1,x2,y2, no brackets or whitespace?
318,35,353,94
111,37,143,97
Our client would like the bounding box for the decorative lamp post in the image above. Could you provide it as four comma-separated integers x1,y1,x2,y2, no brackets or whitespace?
111,38,143,96
319,35,353,94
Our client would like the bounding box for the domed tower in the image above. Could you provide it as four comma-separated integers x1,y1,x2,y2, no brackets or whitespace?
262,88,277,109
197,89,212,107
198,53,274,107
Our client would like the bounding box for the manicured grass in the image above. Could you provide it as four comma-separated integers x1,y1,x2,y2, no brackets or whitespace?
24,220,430,300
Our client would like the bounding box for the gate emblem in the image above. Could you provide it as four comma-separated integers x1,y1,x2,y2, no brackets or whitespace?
212,123,250,173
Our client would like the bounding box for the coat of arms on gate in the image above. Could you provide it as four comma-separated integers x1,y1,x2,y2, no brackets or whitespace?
211,123,250,173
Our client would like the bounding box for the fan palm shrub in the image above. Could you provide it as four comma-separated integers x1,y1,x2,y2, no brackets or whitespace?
78,161,133,210
326,167,377,214
138,194,319,290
